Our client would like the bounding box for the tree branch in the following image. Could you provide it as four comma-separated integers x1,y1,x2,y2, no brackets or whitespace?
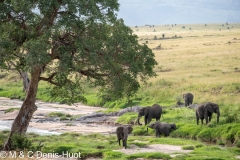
39,73,59,86
78,69,109,79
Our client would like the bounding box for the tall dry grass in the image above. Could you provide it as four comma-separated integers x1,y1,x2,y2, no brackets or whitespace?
132,23,240,107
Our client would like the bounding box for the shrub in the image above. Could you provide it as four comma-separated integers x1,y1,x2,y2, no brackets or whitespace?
10,134,33,150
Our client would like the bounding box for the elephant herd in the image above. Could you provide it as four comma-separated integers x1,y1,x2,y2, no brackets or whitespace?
116,92,221,149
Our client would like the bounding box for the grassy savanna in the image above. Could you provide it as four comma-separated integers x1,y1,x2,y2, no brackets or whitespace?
1,23,240,159
133,23,240,106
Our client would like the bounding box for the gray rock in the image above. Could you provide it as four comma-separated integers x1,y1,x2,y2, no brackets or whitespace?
108,106,142,116
188,104,200,109
76,106,142,121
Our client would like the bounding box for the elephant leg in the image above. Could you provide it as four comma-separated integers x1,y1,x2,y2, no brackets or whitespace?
164,133,169,137
147,117,152,124
144,116,148,125
205,118,208,124
155,130,158,137
196,112,199,125
123,139,127,149
209,116,212,122
204,112,209,124
156,130,161,137
163,129,169,137
209,113,212,122
201,119,204,125
118,139,121,146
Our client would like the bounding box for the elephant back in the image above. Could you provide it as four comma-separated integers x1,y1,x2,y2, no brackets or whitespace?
150,104,162,118
196,104,205,118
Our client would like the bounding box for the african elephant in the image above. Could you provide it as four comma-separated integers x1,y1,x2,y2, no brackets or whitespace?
116,126,133,149
183,92,194,107
148,122,176,137
196,102,220,125
137,104,162,126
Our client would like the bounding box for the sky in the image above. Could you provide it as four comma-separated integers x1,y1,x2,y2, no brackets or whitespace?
117,0,240,26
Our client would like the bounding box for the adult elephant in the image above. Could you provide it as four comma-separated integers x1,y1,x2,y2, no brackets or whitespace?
196,102,220,125
183,92,194,107
137,104,162,126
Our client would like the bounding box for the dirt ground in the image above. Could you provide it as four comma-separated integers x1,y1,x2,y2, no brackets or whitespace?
0,97,117,135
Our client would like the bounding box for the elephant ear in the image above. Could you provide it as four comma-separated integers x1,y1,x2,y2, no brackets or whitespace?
144,107,149,116
116,126,124,133
204,102,215,113
127,126,133,134
182,94,185,99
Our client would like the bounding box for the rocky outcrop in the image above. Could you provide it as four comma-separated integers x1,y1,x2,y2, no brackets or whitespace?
75,106,142,123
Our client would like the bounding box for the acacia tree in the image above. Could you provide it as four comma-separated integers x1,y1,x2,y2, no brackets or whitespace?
0,0,157,150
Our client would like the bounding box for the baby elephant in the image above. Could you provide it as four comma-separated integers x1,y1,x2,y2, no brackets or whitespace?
116,126,133,149
148,122,176,137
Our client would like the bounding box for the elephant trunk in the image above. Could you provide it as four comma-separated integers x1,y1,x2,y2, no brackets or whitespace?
137,116,142,125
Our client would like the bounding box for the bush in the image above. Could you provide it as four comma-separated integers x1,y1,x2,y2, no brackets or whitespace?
10,134,34,151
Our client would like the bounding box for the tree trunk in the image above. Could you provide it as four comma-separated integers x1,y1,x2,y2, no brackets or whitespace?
21,72,30,93
3,67,41,150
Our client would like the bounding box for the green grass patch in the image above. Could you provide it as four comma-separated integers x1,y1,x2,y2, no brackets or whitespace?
47,112,74,121
126,152,170,160
182,145,195,150
116,112,138,124
4,107,20,113
103,151,124,160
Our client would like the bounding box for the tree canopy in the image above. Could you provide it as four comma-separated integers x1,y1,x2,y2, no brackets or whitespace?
0,0,157,104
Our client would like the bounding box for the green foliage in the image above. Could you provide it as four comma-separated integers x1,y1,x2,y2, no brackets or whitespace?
10,133,43,151
0,131,9,150
0,0,157,105
10,134,32,150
